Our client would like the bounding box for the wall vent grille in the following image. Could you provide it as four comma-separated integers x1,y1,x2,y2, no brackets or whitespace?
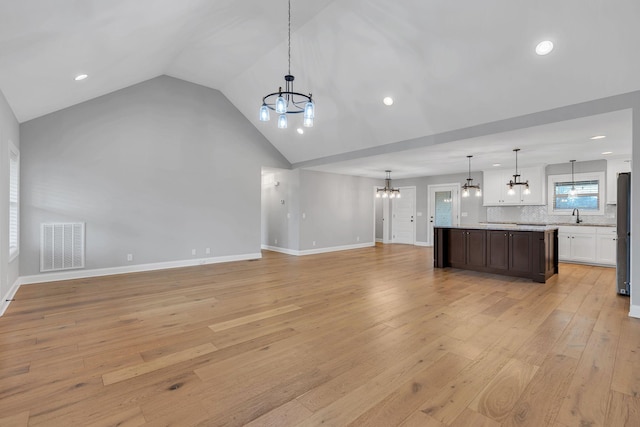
40,223,85,272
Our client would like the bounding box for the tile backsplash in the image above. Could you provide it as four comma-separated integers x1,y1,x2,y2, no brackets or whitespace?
486,205,617,226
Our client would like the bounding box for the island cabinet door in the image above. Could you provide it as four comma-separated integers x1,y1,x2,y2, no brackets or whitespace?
487,230,509,270
509,231,533,273
447,229,467,265
466,230,486,267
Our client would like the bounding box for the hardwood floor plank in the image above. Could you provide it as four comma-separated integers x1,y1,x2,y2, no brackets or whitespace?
85,406,146,427
398,410,446,427
502,353,579,427
611,316,640,397
468,358,539,423
102,343,217,385
555,330,619,426
208,304,302,332
244,400,313,427
0,411,29,427
604,390,640,426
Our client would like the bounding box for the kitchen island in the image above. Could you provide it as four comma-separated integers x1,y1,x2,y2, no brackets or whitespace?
434,225,558,283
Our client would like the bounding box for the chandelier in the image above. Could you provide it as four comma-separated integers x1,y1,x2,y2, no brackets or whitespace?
376,170,401,198
462,155,481,197
507,148,530,195
259,0,315,129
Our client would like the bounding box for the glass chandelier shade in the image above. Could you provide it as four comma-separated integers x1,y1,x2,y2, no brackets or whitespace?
259,0,315,129
461,155,481,198
376,170,401,199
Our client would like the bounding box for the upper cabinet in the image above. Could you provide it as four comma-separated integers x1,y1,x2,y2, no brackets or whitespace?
483,166,546,206
606,158,631,205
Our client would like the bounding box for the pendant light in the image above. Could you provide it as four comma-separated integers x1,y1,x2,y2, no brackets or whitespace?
259,0,315,129
461,155,481,198
568,160,577,196
376,170,401,199
506,148,530,195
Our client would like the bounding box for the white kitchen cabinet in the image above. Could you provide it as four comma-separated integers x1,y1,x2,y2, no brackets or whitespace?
596,228,617,265
483,166,546,206
558,226,615,266
606,158,631,205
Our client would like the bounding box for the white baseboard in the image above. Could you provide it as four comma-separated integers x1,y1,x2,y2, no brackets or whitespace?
298,242,374,256
0,278,21,316
375,238,383,243
261,245,299,256
629,304,640,319
19,252,262,286
262,242,374,256
415,241,430,247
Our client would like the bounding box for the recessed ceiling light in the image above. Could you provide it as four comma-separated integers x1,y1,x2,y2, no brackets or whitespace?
590,135,606,140
296,128,304,135
383,97,394,106
492,163,501,167
535,40,554,56
602,151,613,155
74,74,88,81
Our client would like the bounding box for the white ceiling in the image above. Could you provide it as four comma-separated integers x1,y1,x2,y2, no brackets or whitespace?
0,0,636,178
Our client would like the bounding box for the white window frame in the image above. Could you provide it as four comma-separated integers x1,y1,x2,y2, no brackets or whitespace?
9,141,19,261
547,171,605,216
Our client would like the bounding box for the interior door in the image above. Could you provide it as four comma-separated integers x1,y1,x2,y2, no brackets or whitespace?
391,187,416,244
427,184,460,246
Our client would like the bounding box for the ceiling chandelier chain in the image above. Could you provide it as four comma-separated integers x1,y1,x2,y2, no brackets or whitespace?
259,0,315,129
506,148,531,196
376,170,401,199
462,155,481,198
569,159,577,196
287,0,291,75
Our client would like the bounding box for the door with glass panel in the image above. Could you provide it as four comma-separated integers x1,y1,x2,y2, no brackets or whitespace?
427,184,460,246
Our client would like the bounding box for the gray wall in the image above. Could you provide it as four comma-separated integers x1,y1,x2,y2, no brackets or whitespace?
262,169,377,251
20,76,289,276
0,88,20,300
299,170,377,250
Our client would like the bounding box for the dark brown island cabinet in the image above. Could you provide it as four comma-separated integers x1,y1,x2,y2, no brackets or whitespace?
434,226,558,283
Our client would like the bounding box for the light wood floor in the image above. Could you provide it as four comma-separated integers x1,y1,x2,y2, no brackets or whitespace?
1,244,639,426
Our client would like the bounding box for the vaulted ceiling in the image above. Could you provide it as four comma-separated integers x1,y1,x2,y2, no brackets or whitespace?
0,0,637,177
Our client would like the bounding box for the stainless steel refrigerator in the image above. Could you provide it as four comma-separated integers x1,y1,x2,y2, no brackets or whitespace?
617,172,631,295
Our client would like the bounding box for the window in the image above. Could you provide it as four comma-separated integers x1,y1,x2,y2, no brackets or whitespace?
9,142,19,261
548,171,605,215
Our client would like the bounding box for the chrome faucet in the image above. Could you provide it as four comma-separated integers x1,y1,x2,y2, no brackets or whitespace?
572,208,582,224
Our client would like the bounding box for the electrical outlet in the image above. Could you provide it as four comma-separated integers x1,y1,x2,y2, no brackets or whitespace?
312,241,316,246
191,249,197,256
275,238,278,244
127,254,133,262
205,248,211,255
356,236,360,242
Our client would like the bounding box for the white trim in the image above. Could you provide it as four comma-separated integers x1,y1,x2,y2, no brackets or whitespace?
629,304,640,319
415,241,430,247
0,278,21,316
261,245,299,256
375,238,383,243
19,253,262,286
262,242,374,256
